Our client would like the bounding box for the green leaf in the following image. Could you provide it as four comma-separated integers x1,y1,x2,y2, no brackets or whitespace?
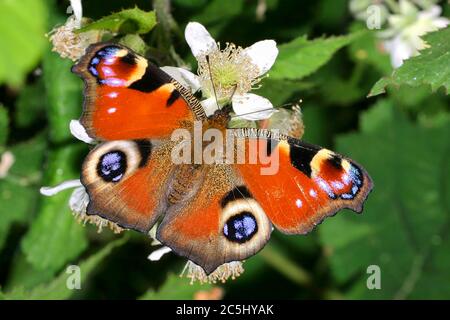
270,32,364,80
79,8,157,35
4,252,55,291
173,0,209,7
319,100,450,299
0,135,46,251
43,50,83,144
301,104,332,147
15,79,47,128
139,273,212,300
348,23,391,75
21,144,88,274
257,78,313,106
315,0,348,29
2,237,127,300
0,0,48,86
369,27,450,97
258,242,314,288
359,99,395,133
118,34,148,55
193,0,245,26
319,76,365,106
0,105,8,147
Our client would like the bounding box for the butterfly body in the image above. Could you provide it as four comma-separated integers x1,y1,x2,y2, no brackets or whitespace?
73,43,373,274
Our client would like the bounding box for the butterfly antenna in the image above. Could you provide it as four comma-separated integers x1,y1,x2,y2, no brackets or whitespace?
276,99,303,110
219,84,238,114
230,107,275,119
206,55,220,110
229,84,238,102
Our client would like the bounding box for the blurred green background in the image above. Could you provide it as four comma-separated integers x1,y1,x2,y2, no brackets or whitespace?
0,0,449,300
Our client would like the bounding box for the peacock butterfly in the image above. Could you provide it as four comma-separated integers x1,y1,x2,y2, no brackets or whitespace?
72,43,373,274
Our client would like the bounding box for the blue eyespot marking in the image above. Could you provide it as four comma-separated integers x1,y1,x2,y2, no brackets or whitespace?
88,46,121,78
340,164,363,200
96,150,127,183
91,57,100,65
89,66,98,76
97,46,120,57
223,212,258,243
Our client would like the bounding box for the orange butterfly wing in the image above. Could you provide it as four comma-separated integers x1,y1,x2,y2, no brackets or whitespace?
72,43,205,141
235,131,373,235
157,164,272,274
81,140,175,232
74,44,204,232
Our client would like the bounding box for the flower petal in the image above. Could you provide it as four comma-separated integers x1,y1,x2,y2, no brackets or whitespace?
69,186,89,215
0,151,15,179
232,94,275,120
244,40,278,76
161,66,201,92
431,17,449,30
383,36,415,68
399,0,417,17
418,5,441,20
148,246,172,261
69,0,83,23
70,120,95,144
185,22,218,58
201,97,220,117
40,179,83,196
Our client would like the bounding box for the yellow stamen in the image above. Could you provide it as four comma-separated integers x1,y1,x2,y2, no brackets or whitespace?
197,43,260,104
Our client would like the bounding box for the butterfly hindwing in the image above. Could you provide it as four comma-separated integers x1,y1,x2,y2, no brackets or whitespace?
156,164,272,274
81,139,175,232
72,43,205,141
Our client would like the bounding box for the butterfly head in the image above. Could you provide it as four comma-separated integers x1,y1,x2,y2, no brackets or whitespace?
207,105,232,129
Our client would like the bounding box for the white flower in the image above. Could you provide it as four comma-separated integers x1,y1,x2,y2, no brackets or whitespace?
180,260,244,285
148,246,172,261
164,22,278,120
231,94,276,121
160,66,201,92
0,151,15,179
68,0,83,26
184,22,218,59
40,179,84,196
68,185,89,215
70,120,95,144
380,1,449,68
48,0,102,61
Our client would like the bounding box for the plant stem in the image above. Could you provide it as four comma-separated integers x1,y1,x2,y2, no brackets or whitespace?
152,0,186,66
259,243,345,299
350,61,365,87
153,0,183,41
259,244,314,288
